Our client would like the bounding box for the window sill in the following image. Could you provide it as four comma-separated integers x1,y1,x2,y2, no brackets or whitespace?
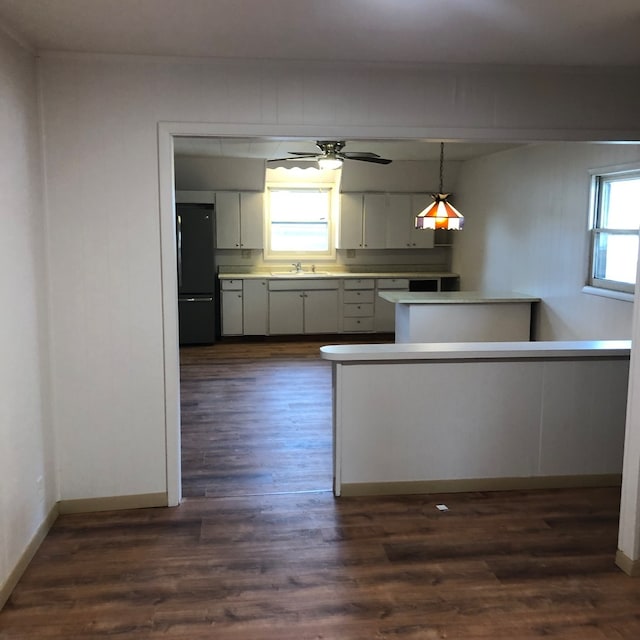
582,286,634,303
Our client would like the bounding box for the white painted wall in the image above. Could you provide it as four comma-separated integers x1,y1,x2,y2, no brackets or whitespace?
0,30,55,597
36,52,640,506
453,143,640,340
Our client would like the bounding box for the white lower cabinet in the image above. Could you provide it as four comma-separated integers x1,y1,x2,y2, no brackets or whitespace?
220,275,455,336
221,284,243,336
342,279,375,332
268,280,339,334
304,290,339,334
242,279,268,335
269,290,304,334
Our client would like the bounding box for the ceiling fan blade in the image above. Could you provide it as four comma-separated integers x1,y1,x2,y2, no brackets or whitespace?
342,152,381,159
267,155,317,162
349,156,392,165
288,152,321,156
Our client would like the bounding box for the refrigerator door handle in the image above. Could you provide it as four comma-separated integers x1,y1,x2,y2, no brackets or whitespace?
177,214,183,288
179,297,213,303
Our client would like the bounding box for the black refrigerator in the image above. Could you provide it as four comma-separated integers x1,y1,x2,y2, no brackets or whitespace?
176,202,217,345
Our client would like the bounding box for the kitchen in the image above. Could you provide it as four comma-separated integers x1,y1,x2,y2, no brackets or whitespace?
174,138,637,344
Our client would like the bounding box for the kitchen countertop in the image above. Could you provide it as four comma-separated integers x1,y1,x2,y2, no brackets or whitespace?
320,340,631,361
218,271,458,280
378,291,541,304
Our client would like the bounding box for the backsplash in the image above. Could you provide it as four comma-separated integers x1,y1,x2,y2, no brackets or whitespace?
215,246,453,275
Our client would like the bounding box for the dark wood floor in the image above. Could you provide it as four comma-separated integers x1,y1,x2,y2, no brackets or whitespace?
2,338,640,639
179,337,337,498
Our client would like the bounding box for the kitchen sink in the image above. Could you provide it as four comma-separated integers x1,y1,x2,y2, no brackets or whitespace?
270,271,331,277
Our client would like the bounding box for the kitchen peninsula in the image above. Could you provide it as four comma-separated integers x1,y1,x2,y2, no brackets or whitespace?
378,291,541,342
321,340,630,497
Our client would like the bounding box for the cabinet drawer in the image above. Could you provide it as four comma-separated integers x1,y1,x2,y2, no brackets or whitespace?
343,317,375,332
343,278,374,290
268,279,339,291
220,279,242,290
343,289,375,304
343,303,374,317
376,278,409,290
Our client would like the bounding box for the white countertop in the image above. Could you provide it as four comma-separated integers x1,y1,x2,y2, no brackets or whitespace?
320,340,631,361
218,271,457,280
378,291,541,304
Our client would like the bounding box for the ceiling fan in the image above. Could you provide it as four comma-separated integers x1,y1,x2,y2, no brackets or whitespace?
268,140,392,169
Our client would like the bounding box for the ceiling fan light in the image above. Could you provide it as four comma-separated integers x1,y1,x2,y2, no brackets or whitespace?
415,194,464,230
318,157,343,170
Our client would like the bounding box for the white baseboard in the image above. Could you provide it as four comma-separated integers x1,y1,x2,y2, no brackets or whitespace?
339,474,622,497
615,550,640,577
57,491,168,514
0,503,59,611
0,491,169,611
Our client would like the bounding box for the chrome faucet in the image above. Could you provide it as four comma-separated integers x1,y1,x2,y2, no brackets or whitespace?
292,262,303,273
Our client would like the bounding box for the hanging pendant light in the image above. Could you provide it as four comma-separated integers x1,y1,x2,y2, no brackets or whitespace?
415,142,464,230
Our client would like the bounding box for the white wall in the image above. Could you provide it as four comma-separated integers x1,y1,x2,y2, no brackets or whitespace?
0,30,55,598
37,52,640,504
453,143,640,340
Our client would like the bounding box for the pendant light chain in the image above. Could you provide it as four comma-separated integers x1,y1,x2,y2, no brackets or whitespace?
439,141,444,193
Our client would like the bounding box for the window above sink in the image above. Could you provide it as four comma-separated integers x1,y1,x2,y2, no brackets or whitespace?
263,166,341,262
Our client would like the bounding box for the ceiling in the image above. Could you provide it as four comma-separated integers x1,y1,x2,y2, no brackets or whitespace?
173,137,521,162
2,1,635,162
1,0,639,67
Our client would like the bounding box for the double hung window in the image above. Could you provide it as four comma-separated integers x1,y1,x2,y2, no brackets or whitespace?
265,187,334,258
589,169,640,295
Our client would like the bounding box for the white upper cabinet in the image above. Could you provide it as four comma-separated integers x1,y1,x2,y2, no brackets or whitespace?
338,192,386,249
215,191,263,249
362,194,389,249
384,194,413,248
215,192,241,248
239,192,264,249
338,193,364,249
387,194,434,248
339,192,434,250
409,194,435,249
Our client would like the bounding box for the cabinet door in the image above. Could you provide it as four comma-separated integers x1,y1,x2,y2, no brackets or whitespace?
410,194,435,248
239,192,264,249
215,192,241,248
338,193,364,249
221,290,243,335
375,278,410,332
362,194,387,249
383,194,411,248
242,279,268,335
269,290,304,334
304,290,339,334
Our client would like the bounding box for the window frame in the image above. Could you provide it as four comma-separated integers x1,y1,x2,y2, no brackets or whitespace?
587,164,640,296
263,182,337,261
